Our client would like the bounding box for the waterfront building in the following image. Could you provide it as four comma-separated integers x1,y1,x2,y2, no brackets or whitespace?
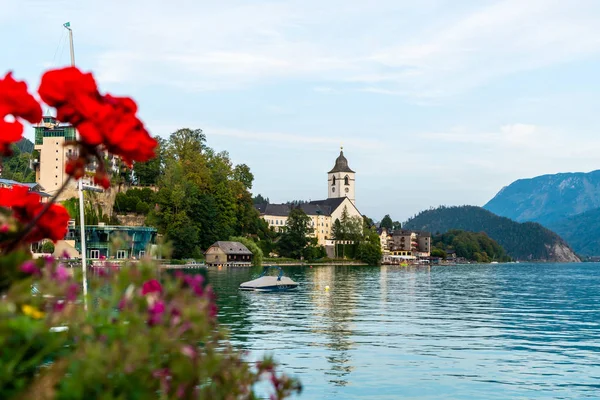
255,148,362,246
33,116,122,200
380,229,431,263
66,223,157,260
204,241,253,267
33,116,77,199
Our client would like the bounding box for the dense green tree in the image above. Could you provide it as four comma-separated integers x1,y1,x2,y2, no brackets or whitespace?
392,221,402,230
252,194,270,204
133,136,165,186
403,205,566,261
380,214,393,230
143,127,267,258
277,208,311,259
333,206,363,241
430,229,510,262
1,141,35,183
41,241,55,254
233,164,254,190
430,248,446,258
230,236,263,267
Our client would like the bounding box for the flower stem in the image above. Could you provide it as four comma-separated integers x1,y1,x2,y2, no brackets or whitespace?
4,175,74,251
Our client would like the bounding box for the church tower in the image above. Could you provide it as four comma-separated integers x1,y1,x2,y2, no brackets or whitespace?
327,147,355,205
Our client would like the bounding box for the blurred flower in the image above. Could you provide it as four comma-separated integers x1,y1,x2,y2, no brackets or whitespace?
53,264,71,282
142,279,162,295
148,300,165,326
65,283,79,302
38,67,157,166
22,304,44,319
181,344,197,360
0,72,42,155
0,185,70,242
20,260,39,276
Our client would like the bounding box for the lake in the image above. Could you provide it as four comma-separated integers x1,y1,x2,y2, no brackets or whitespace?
207,263,600,399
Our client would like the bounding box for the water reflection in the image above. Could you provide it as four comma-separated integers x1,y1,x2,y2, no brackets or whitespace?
207,263,600,399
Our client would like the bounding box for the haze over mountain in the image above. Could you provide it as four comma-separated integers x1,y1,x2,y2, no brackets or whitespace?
484,170,600,256
404,206,579,262
484,170,600,226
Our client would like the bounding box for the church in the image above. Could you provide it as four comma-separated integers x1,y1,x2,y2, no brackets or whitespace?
255,148,362,246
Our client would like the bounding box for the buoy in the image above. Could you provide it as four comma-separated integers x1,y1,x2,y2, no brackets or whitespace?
325,285,330,291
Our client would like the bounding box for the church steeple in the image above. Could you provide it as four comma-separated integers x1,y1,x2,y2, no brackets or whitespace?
327,147,356,205
328,146,355,173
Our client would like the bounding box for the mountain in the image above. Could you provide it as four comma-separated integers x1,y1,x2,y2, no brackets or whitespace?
547,208,600,257
16,138,34,154
404,206,580,262
483,170,600,226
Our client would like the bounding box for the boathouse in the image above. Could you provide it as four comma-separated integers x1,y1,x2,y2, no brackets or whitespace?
204,241,253,267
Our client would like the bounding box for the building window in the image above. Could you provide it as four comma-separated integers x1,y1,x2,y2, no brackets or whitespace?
332,176,336,186
117,250,128,259
90,250,100,259
344,175,349,185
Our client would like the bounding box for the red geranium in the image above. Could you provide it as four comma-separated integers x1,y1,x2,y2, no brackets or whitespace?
0,186,70,242
142,279,162,295
0,72,42,155
38,67,157,165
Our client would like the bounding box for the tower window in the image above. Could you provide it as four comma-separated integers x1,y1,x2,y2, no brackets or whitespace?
332,176,336,186
344,176,349,185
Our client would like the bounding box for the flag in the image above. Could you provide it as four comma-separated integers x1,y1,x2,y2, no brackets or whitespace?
63,22,70,28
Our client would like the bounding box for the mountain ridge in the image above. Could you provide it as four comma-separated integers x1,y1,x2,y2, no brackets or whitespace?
404,205,580,262
484,170,600,226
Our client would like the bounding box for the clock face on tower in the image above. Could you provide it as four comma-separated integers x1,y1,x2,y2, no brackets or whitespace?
345,187,349,193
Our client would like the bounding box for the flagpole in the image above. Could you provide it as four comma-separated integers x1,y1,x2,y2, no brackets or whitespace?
64,22,88,312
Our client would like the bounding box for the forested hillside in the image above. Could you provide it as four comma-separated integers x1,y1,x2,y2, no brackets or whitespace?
404,206,579,262
134,128,270,259
431,230,511,262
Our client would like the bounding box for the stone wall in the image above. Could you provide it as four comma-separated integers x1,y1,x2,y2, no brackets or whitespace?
116,213,147,227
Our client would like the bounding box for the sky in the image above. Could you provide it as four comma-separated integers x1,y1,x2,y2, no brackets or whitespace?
2,0,600,222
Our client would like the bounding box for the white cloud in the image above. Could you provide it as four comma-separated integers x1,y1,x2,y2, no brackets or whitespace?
14,0,600,99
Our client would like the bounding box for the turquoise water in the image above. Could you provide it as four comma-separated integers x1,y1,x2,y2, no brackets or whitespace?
208,263,600,399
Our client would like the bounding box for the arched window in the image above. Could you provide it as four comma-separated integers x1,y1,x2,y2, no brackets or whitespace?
332,176,336,186
344,175,349,185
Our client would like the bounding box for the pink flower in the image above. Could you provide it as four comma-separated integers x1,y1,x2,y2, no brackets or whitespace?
176,384,186,398
53,301,65,312
20,260,39,275
53,264,70,282
141,279,162,295
181,344,197,360
148,300,165,326
66,283,79,302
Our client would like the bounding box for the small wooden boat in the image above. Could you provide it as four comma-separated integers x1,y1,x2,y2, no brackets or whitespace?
239,266,298,292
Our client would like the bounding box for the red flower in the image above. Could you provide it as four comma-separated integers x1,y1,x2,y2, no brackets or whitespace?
38,67,157,165
93,172,111,189
0,185,70,242
0,72,42,155
65,157,86,179
148,300,165,326
141,279,162,295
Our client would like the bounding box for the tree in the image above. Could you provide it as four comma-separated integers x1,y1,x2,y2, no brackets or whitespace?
133,136,165,185
380,214,393,230
230,236,263,267
252,194,270,204
233,164,254,190
277,208,311,259
431,248,446,259
41,241,55,254
392,221,402,230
